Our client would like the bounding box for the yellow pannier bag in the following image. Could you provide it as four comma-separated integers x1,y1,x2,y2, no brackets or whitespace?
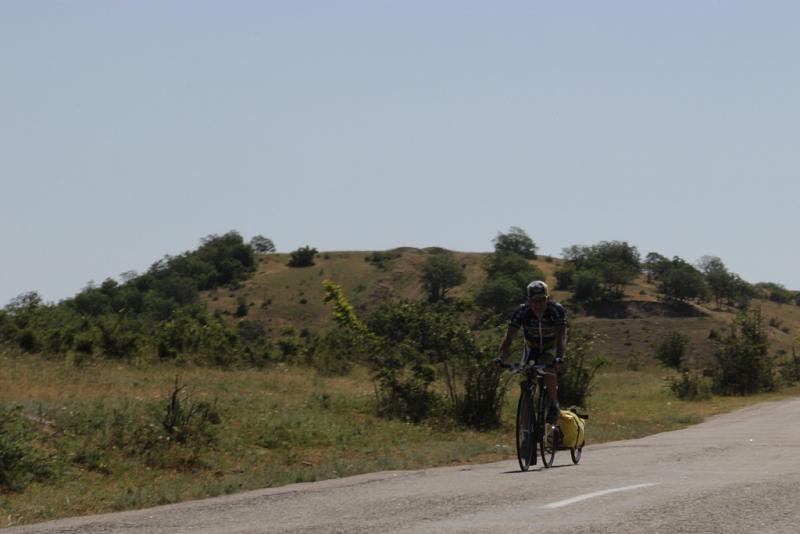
557,409,586,450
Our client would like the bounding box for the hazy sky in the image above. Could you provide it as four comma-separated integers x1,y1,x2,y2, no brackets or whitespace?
2,1,799,306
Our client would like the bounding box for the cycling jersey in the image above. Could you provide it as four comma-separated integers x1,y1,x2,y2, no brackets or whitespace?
508,301,567,358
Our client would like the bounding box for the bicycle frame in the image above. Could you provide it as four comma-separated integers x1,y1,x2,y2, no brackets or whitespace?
504,362,559,470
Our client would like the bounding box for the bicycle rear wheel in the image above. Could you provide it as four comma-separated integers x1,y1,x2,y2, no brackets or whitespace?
570,446,582,464
515,386,535,471
538,388,557,468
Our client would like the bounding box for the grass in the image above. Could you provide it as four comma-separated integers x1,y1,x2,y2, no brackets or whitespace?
3,249,798,526
2,350,798,528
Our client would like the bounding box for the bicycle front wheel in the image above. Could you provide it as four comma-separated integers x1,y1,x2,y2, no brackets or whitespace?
515,387,535,471
538,389,557,468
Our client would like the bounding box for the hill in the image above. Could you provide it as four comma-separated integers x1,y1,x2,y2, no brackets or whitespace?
205,247,800,368
2,239,800,526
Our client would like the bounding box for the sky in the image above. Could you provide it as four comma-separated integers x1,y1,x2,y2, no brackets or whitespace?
1,1,799,306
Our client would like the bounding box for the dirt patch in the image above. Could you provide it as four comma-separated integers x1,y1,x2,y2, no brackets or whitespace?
582,300,708,319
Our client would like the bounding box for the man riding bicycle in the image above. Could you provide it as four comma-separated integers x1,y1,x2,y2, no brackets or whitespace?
494,280,567,424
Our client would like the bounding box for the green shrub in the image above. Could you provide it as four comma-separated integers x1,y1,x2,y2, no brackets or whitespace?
454,360,507,429
474,277,522,316
288,246,318,268
323,282,509,427
0,405,55,491
313,329,359,375
235,296,248,317
554,265,576,290
780,345,800,385
712,308,775,395
364,251,401,270
572,270,604,303
17,329,41,353
558,328,606,408
670,371,712,401
655,331,689,369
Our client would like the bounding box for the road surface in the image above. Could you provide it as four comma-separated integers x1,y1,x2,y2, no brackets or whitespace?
8,398,800,533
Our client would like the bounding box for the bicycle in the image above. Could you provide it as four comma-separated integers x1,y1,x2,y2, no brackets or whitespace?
501,362,559,470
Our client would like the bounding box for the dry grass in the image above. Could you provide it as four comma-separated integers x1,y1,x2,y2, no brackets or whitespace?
2,349,798,527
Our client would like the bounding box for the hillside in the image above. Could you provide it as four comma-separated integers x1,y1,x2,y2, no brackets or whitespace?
3,243,800,526
205,248,800,367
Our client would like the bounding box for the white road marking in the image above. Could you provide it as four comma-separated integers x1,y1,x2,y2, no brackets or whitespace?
541,483,659,509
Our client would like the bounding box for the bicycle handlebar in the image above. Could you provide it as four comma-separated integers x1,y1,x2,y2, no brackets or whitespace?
498,361,552,376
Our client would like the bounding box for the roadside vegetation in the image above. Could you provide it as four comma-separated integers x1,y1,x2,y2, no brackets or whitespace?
1,226,799,526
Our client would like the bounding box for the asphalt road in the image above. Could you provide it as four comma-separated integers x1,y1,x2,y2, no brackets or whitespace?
9,398,800,534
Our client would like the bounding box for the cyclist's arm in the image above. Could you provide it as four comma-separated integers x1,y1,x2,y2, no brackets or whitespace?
496,325,519,360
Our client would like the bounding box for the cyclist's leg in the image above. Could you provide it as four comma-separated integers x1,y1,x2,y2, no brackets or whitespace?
521,344,532,365
539,350,560,423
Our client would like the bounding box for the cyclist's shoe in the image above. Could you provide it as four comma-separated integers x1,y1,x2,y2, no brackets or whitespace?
547,400,560,425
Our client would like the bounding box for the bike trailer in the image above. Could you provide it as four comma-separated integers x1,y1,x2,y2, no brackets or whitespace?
557,409,587,450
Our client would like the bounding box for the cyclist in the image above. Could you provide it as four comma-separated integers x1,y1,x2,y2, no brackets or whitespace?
494,280,567,424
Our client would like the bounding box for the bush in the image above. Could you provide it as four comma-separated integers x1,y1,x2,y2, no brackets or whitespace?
712,308,775,395
288,246,318,268
572,270,604,303
235,296,248,317
670,371,712,401
134,378,221,467
18,329,41,353
558,329,606,408
474,277,522,316
323,282,509,427
655,331,689,369
313,329,359,375
780,345,800,385
454,359,507,429
0,405,54,491
364,251,401,270
554,265,576,290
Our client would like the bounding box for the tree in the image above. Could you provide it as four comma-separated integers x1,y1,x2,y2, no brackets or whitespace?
420,254,466,302
5,291,43,313
560,241,641,301
643,252,671,282
249,235,276,253
476,251,544,315
656,258,708,303
730,274,756,308
483,251,542,288
288,246,318,268
697,256,735,309
493,227,538,259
